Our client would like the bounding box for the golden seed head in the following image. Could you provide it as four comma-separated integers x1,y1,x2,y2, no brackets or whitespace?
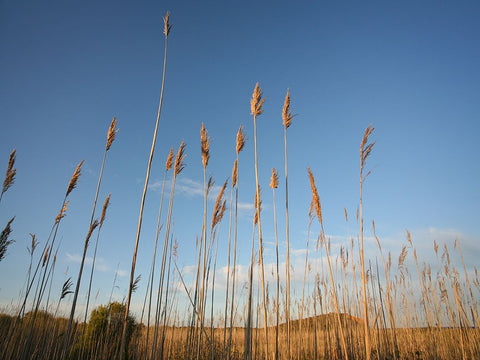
207,176,214,196
200,123,210,169
360,125,375,170
174,141,186,176
236,125,246,154
66,160,83,197
250,83,265,117
269,168,279,189
307,167,323,226
232,160,238,187
163,11,172,37
166,147,174,171
282,89,295,129
43,246,49,267
2,149,16,196
100,194,111,227
55,201,69,224
86,219,99,248
106,117,118,151
211,179,228,231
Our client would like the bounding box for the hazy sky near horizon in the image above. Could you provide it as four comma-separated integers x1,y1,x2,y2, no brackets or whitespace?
1,0,479,317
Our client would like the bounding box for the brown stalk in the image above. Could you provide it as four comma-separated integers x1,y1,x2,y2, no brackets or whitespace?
359,125,374,360
250,82,268,359
282,89,293,359
120,11,171,360
270,167,280,360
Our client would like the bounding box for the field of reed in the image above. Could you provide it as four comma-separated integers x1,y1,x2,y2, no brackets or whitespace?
0,12,478,360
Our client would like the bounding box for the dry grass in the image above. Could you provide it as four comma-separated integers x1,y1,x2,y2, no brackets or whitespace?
1,13,478,360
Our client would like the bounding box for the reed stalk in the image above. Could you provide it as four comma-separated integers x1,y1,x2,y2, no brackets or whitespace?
282,89,294,360
269,168,279,360
359,125,374,360
227,125,245,360
251,82,269,359
120,12,171,360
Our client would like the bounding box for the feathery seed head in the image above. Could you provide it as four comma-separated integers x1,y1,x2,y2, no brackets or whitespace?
55,201,69,224
236,125,246,154
207,176,214,196
282,89,295,129
0,217,14,262
106,117,118,151
250,83,265,117
28,233,38,255
307,167,323,227
66,160,83,197
43,246,49,267
360,125,375,171
232,160,238,187
85,219,99,248
2,149,16,196
60,278,73,300
164,12,172,37
166,147,174,171
174,141,186,176
100,194,111,227
200,123,210,169
269,168,279,189
211,179,228,231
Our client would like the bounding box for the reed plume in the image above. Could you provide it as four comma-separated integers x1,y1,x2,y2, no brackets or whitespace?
66,160,83,197
106,117,118,151
211,179,228,232
1,149,16,203
0,217,14,262
201,123,210,169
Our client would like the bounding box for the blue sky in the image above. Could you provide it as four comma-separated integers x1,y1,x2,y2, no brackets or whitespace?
1,0,479,319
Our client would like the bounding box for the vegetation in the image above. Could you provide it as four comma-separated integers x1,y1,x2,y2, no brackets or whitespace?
0,11,479,360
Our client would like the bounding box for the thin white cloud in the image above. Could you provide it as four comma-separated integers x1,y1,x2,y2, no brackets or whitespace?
65,253,124,274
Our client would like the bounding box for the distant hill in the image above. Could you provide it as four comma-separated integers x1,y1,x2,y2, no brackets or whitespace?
276,313,363,331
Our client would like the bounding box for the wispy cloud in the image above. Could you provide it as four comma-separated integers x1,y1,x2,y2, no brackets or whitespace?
65,252,127,276
149,177,255,214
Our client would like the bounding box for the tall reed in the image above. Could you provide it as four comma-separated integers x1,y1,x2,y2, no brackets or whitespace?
227,125,246,360
250,82,269,359
282,90,294,359
120,12,171,360
359,125,374,360
269,168,280,360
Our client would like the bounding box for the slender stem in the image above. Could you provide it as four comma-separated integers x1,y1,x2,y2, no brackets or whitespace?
119,27,169,360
